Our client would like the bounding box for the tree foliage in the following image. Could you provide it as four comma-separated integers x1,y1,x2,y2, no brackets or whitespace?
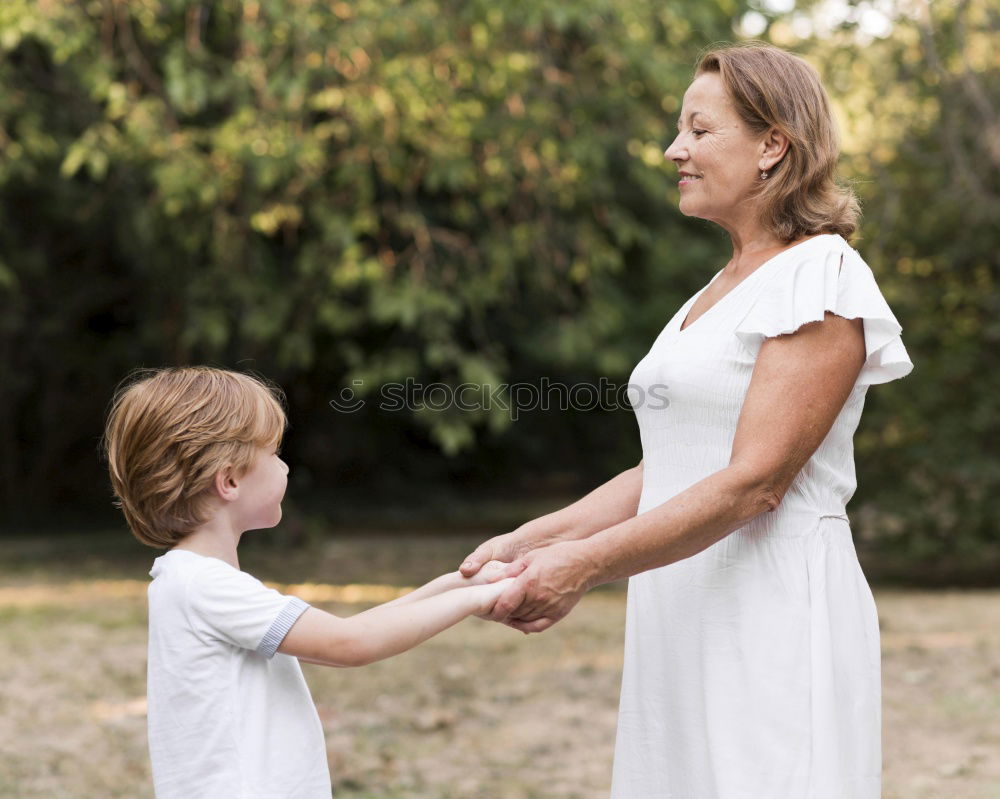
1,0,744,511
790,0,999,568
1,0,997,572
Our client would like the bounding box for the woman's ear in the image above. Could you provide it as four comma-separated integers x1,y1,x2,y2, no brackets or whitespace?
213,467,240,502
759,127,790,172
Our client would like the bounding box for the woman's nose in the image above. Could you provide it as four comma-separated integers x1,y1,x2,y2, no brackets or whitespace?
663,136,681,161
663,133,685,162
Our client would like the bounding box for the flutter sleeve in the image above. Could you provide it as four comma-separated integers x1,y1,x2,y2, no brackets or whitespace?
734,237,915,387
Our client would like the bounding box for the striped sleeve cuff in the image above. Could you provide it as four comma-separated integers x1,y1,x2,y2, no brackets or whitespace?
256,596,310,659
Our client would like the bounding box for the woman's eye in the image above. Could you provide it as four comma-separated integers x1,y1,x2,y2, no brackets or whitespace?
692,129,707,137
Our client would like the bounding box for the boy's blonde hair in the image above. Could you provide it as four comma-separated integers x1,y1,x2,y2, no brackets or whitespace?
102,366,287,548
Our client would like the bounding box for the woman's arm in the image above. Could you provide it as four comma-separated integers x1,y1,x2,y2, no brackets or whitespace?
493,311,866,632
459,460,644,576
277,578,514,667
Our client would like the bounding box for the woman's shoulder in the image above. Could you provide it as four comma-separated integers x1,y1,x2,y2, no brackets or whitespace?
767,231,879,283
789,231,853,258
736,231,914,386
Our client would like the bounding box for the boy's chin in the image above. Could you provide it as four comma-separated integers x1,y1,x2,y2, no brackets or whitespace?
248,508,282,531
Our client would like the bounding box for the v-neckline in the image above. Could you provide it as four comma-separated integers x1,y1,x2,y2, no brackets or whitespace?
677,234,835,334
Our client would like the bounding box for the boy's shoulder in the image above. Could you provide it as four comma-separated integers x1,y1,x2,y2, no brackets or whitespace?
148,549,257,610
149,548,234,588
149,549,271,596
148,549,309,657
150,548,233,576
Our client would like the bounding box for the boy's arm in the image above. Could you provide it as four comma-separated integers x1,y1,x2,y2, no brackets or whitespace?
378,561,508,610
277,579,513,667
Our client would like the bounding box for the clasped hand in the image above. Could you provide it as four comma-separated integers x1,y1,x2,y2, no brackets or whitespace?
461,539,591,634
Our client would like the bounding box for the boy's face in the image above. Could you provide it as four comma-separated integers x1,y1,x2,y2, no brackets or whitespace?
233,445,289,532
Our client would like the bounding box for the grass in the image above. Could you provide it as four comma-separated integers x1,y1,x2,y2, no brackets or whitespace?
0,530,997,798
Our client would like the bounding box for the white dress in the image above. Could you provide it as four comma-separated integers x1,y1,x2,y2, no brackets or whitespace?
611,234,914,798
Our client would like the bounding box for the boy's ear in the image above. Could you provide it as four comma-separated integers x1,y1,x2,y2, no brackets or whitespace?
213,467,240,503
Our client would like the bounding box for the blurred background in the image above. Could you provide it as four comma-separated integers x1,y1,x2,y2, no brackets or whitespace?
0,0,997,797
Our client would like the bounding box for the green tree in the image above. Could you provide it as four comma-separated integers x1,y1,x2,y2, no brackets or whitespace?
794,0,1000,572
0,0,744,513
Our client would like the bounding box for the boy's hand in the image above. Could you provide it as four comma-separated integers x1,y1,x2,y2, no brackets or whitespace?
473,577,516,618
464,559,510,586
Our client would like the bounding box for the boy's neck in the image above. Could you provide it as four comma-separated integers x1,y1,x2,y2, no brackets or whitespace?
172,519,243,569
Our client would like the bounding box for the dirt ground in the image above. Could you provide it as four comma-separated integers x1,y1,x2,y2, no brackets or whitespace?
0,532,997,798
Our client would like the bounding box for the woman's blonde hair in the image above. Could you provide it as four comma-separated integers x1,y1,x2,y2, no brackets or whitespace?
694,41,860,242
102,366,287,548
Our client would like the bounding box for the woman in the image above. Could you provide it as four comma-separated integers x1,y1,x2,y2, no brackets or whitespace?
460,43,913,797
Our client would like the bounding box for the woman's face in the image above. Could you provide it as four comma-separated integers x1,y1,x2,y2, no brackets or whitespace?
663,73,767,226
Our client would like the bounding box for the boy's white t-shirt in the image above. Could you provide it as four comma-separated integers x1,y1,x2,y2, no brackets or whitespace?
147,549,332,799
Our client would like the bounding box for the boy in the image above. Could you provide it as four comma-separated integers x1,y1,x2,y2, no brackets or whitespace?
102,366,511,798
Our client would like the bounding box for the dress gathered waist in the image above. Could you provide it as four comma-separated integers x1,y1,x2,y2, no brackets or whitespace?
733,506,855,546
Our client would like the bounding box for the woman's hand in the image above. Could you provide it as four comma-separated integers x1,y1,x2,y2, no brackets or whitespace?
488,540,596,634
459,531,533,578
